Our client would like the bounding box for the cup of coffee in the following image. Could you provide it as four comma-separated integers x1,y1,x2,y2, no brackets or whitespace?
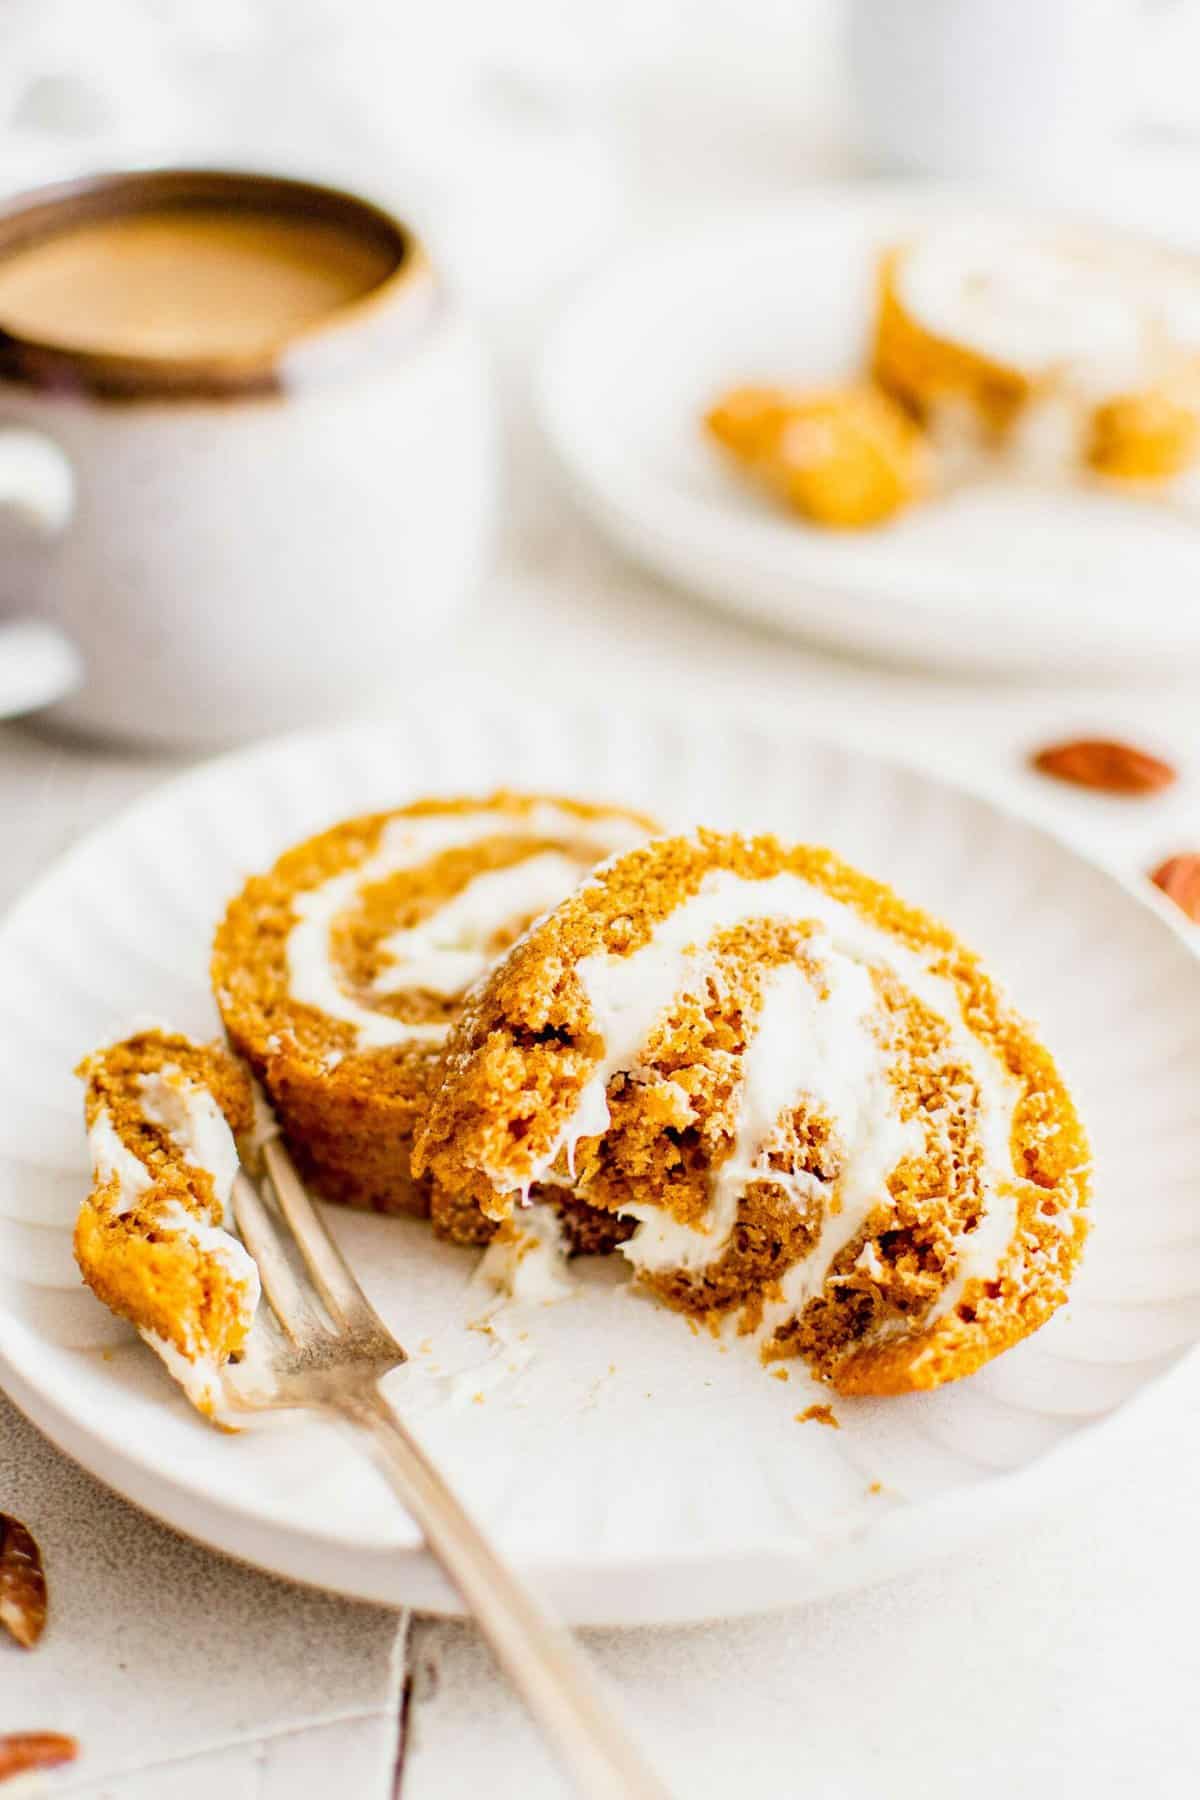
0,166,494,745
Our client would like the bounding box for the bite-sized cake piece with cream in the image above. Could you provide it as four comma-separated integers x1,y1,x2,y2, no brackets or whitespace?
414,832,1090,1395
706,383,929,527
1088,385,1200,484
212,791,656,1229
76,1030,259,1417
873,228,1200,485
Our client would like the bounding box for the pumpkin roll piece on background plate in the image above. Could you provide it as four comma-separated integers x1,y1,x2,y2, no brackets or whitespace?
414,831,1089,1396
76,1030,260,1417
873,228,1200,484
211,791,656,1227
706,382,930,528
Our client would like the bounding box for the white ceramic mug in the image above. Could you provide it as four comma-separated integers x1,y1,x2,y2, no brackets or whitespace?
848,0,1145,183
0,167,494,746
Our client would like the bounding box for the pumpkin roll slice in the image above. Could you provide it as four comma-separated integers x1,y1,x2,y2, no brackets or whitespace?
706,383,929,528
414,832,1089,1396
212,792,656,1226
873,236,1042,438
1087,379,1200,483
76,1030,259,1417
1083,266,1200,481
874,228,1200,484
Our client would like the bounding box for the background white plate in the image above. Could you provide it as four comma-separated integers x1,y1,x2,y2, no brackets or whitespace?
539,185,1200,679
1,702,1198,1625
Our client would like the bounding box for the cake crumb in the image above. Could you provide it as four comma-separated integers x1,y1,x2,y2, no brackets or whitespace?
771,1368,790,1383
868,1480,883,1495
796,1403,840,1429
472,1392,484,1405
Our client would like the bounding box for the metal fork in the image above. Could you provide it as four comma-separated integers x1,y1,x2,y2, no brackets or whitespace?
230,1136,670,1800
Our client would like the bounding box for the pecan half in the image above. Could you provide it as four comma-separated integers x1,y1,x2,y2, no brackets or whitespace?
1151,854,1200,923
0,1734,78,1783
0,1515,47,1649
1031,739,1176,795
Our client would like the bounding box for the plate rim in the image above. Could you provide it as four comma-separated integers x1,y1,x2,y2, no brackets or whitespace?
2,702,1198,1623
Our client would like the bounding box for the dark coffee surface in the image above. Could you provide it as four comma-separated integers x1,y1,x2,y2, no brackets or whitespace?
0,203,398,359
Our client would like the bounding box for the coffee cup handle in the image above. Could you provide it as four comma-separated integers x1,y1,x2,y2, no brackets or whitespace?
0,427,83,718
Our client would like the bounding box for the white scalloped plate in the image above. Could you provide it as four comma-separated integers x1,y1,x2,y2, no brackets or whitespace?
2,703,1199,1625
539,185,1200,678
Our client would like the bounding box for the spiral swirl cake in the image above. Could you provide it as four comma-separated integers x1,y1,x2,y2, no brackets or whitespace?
76,1030,258,1417
873,228,1200,484
414,833,1089,1395
212,792,655,1227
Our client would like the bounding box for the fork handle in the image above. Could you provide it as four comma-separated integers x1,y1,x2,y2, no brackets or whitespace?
336,1384,671,1800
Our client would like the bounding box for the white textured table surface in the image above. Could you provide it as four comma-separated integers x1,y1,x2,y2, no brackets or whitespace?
5,21,1200,1790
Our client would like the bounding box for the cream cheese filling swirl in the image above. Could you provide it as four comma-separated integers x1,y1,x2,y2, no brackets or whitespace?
497,866,1035,1338
285,803,653,1052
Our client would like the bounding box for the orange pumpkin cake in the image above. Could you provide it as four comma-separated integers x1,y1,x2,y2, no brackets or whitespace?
212,792,656,1232
705,383,929,527
413,832,1089,1396
76,1029,259,1416
873,228,1200,487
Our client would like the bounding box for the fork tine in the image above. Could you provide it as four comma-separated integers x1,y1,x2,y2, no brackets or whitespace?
232,1169,337,1350
260,1138,406,1363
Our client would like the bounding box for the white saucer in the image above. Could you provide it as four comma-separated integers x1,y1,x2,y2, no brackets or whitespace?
1,701,1198,1623
538,185,1200,678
